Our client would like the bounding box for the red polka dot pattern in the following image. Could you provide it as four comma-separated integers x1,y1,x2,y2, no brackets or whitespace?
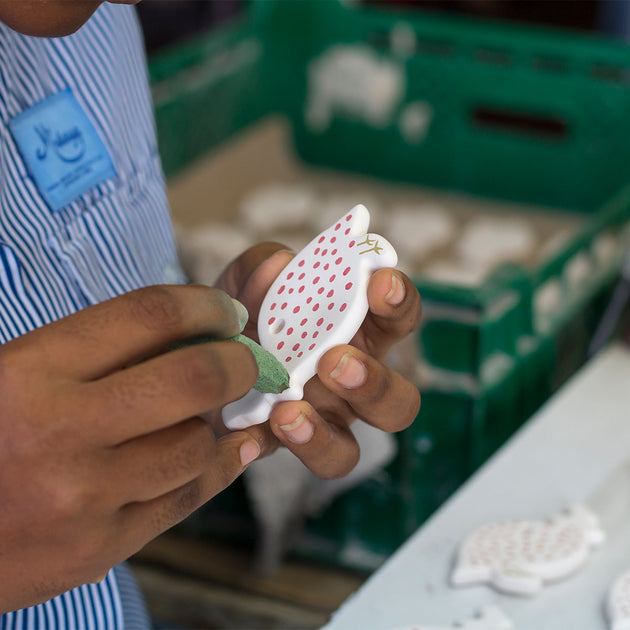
258,206,395,375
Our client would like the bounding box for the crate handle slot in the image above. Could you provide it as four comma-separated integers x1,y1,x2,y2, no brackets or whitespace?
472,105,568,141
532,55,569,74
590,63,630,85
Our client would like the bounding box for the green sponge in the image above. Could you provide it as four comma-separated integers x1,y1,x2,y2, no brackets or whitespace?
228,334,290,394
173,334,290,394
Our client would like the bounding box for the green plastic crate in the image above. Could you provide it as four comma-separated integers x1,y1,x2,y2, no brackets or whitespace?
149,0,630,568
149,13,275,177
259,0,630,375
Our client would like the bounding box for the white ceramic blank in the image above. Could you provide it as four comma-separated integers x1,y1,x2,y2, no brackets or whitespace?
451,504,605,596
223,205,397,429
607,569,630,630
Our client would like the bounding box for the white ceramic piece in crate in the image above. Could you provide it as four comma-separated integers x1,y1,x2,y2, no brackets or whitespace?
451,504,605,596
457,217,535,267
387,204,454,261
240,184,315,233
223,205,397,429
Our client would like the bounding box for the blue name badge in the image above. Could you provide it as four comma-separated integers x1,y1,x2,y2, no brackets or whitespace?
9,89,116,212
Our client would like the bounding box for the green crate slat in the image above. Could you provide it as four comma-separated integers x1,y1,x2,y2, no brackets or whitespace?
150,14,276,177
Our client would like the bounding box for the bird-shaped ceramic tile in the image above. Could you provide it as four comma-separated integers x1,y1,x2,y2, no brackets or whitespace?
223,204,397,429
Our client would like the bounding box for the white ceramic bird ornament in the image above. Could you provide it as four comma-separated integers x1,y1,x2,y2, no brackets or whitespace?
223,205,397,430
451,504,605,596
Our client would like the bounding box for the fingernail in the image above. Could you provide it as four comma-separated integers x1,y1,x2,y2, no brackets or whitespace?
385,273,406,306
278,412,314,444
330,352,367,389
239,440,260,466
231,298,249,332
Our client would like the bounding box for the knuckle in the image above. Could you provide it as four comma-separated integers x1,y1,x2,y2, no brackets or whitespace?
323,442,360,481
214,460,239,491
179,348,228,400
127,286,184,333
49,478,92,520
99,366,160,415
165,421,215,479
169,480,202,524
185,419,216,462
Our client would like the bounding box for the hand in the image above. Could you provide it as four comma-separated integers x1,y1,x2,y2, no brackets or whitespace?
214,243,421,478
0,285,260,612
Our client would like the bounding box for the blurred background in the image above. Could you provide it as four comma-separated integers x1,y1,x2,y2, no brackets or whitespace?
137,0,630,53
129,1,630,628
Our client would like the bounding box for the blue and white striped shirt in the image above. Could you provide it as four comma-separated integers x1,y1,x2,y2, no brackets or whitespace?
0,3,183,628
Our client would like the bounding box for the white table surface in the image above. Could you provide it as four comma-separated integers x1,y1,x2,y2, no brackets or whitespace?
324,344,630,630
